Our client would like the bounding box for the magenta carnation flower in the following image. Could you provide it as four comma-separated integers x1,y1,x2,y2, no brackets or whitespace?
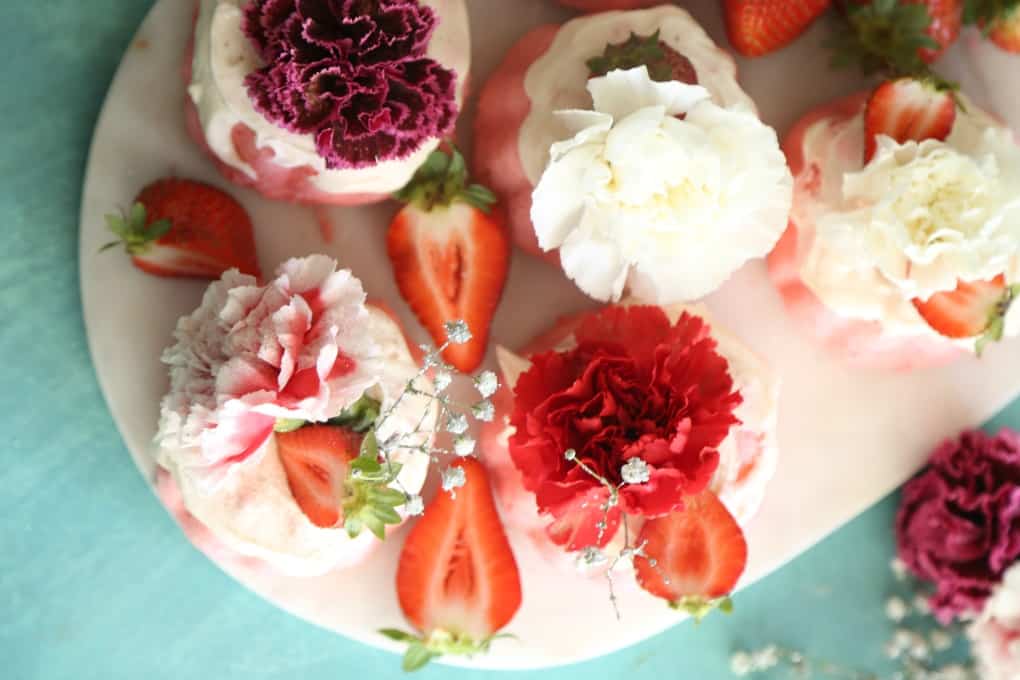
242,0,457,170
895,429,1020,623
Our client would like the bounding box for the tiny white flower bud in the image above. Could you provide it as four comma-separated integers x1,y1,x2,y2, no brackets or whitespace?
474,370,498,398
730,652,753,676
433,370,453,392
885,596,909,622
446,413,469,435
441,466,466,492
404,495,424,517
621,457,651,485
444,320,472,344
453,435,476,457
472,399,495,423
929,629,952,652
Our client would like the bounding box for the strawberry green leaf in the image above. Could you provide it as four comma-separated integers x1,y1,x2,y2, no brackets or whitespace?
359,430,379,460
402,644,438,672
372,487,409,507
327,393,381,433
393,146,498,212
144,218,173,241
379,628,420,643
669,595,735,623
273,418,305,433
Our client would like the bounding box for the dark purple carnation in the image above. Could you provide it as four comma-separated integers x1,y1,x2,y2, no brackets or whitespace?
242,0,457,170
895,429,1020,623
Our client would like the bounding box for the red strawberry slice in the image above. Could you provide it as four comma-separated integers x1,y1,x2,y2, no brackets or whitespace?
387,149,510,373
863,78,956,162
390,458,521,669
276,425,362,528
913,275,1018,354
103,178,261,280
634,491,747,609
723,0,832,57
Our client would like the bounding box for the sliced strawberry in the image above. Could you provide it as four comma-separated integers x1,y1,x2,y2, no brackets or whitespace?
724,0,832,57
634,491,747,611
912,275,1018,353
863,78,956,162
103,178,261,280
388,149,510,373
276,425,362,528
389,458,521,670
989,7,1020,53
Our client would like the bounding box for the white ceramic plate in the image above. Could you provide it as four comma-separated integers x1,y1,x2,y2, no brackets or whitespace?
80,0,1020,670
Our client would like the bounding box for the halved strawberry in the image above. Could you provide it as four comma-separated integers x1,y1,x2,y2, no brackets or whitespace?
103,178,261,280
634,491,747,617
724,0,832,57
863,77,956,162
276,425,362,528
912,275,1019,354
387,149,510,373
385,458,522,671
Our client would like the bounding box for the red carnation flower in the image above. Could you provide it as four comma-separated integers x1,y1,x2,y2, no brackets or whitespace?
508,306,742,551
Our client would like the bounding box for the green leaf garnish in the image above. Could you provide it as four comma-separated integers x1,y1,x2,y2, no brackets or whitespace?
823,1,958,92
976,283,1020,357
669,595,735,622
379,628,516,672
273,418,305,433
340,429,407,540
100,202,168,256
326,393,381,433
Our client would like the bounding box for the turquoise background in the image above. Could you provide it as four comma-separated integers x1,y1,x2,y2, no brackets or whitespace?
2,2,1016,678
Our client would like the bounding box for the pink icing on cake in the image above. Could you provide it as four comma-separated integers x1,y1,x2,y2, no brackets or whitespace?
473,25,561,266
767,93,965,371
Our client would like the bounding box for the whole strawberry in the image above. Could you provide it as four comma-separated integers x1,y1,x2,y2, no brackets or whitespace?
723,0,833,57
103,178,261,280
964,0,1020,52
829,0,963,80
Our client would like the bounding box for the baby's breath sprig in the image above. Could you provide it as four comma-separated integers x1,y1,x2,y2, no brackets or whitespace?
730,559,978,679
563,449,677,621
273,319,499,537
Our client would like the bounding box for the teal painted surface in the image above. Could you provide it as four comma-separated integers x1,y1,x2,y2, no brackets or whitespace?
2,2,1017,678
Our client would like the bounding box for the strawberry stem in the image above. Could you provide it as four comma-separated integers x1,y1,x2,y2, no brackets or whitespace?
586,31,673,82
393,147,496,213
101,202,172,256
378,628,514,672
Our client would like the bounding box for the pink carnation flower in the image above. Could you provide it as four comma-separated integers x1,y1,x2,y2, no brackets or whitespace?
970,563,1020,680
156,255,380,487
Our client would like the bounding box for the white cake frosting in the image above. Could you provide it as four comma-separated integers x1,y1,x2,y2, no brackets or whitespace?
188,0,470,197
796,103,1020,341
519,8,791,305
